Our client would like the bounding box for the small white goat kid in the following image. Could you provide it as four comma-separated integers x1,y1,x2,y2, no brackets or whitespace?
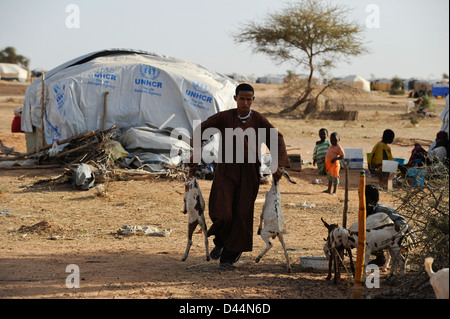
255,169,296,272
424,257,449,299
181,170,210,262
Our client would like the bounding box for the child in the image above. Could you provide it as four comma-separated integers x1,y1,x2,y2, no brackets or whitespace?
324,132,345,195
11,106,23,133
313,128,330,175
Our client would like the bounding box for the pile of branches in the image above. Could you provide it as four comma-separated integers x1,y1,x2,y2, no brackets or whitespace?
375,161,448,298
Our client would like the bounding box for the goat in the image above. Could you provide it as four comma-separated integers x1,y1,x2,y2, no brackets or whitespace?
255,169,296,272
321,218,355,283
349,213,407,279
323,213,407,281
0,140,15,155
181,169,210,262
424,257,449,299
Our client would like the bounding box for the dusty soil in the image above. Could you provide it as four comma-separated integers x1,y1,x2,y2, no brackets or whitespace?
0,81,445,300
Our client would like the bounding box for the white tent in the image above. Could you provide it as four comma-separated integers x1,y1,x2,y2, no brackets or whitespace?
22,49,238,170
338,75,370,92
0,63,28,82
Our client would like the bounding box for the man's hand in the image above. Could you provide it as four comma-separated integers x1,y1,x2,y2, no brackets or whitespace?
273,167,283,181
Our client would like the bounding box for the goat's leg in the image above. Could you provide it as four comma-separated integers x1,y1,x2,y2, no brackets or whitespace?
334,250,341,283
326,249,333,281
277,234,291,272
181,220,198,261
255,229,273,263
382,250,391,272
257,212,264,235
198,215,210,262
346,248,355,277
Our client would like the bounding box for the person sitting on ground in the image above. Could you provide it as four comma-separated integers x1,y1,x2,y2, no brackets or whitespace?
368,129,395,175
313,128,330,175
428,131,449,166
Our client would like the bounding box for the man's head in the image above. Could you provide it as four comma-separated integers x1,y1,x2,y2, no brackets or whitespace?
382,129,395,144
234,83,255,117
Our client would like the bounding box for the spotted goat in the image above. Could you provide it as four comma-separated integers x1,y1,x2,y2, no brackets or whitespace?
181,169,210,262
255,169,296,272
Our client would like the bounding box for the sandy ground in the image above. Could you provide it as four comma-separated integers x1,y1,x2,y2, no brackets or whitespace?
0,81,445,301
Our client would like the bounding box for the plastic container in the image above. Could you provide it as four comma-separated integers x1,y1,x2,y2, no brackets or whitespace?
394,158,406,165
382,160,399,173
407,168,425,186
299,257,329,271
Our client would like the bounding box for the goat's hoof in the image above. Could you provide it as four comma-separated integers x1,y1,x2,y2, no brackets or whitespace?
255,257,261,263
206,256,210,262
325,276,331,281
181,257,187,262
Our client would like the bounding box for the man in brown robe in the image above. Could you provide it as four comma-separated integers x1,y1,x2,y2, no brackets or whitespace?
190,83,290,270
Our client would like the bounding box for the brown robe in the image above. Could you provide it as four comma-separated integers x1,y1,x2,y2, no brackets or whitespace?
197,109,290,252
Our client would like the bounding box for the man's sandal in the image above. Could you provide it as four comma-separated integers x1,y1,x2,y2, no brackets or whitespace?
210,246,223,260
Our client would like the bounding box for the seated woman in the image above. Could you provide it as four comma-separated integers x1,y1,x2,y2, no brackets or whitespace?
428,131,449,166
368,129,395,175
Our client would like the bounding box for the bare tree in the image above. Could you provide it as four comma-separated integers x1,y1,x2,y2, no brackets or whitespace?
233,0,369,114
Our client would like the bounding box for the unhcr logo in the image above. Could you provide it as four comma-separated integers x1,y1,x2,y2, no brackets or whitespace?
53,82,67,110
184,81,213,108
88,67,118,81
139,65,161,80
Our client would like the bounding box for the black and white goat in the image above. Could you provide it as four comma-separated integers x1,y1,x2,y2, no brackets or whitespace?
321,218,355,283
181,169,210,262
255,169,296,272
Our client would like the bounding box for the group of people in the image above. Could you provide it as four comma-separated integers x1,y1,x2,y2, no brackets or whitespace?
313,95,449,186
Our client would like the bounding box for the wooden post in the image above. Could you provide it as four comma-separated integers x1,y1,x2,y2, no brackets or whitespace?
102,92,109,130
354,170,366,299
40,72,46,147
342,159,351,229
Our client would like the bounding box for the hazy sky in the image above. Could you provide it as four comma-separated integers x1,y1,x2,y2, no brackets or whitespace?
1,0,448,80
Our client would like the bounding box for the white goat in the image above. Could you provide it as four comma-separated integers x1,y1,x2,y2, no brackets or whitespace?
349,213,407,279
181,170,210,262
255,169,296,272
424,257,449,299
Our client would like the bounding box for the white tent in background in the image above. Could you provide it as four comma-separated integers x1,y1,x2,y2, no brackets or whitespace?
22,49,238,171
257,74,284,84
338,75,371,92
0,63,28,82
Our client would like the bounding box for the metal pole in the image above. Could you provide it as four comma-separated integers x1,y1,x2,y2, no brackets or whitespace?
354,170,366,299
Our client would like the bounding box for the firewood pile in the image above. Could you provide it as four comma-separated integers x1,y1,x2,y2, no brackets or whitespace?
0,126,186,184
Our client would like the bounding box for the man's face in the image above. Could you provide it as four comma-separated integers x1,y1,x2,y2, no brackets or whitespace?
234,91,254,117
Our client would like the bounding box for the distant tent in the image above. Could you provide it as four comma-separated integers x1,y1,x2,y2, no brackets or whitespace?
257,74,284,84
228,73,257,83
432,83,449,97
0,63,28,82
338,75,371,92
372,78,392,91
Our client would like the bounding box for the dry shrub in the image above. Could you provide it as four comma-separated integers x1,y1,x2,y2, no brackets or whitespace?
375,161,448,298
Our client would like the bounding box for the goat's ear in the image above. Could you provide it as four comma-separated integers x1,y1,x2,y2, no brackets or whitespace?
321,217,331,230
